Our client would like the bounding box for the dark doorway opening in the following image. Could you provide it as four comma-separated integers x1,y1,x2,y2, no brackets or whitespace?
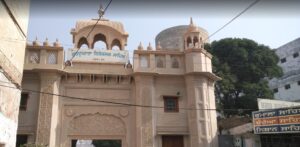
71,139,121,147
162,135,184,147
16,135,28,147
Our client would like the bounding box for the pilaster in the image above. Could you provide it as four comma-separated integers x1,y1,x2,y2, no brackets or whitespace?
134,75,155,147
35,72,61,147
185,75,218,147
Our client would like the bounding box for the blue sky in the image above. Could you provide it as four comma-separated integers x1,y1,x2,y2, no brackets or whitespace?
27,0,300,58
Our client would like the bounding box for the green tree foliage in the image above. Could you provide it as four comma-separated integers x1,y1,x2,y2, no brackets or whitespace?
205,38,283,116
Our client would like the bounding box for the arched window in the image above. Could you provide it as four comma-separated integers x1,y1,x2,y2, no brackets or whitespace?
193,36,199,47
92,33,107,49
156,56,165,68
187,37,192,48
111,39,122,50
140,56,148,68
171,57,179,68
77,37,89,49
200,37,203,48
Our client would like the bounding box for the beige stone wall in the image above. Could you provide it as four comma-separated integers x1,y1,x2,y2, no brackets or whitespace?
58,76,134,147
153,76,188,134
17,73,40,143
0,0,30,147
0,0,30,76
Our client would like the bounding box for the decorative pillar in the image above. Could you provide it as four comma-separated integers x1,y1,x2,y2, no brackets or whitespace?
36,73,61,147
134,75,155,147
185,75,218,147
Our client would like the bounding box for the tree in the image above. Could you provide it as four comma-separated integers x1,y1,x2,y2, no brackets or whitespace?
205,38,283,117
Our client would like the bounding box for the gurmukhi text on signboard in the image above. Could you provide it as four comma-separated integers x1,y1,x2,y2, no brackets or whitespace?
252,108,300,134
67,49,129,63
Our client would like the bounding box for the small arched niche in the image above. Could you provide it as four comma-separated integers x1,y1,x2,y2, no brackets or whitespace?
186,37,192,48
77,37,89,49
92,33,107,50
171,56,180,68
193,36,199,47
111,39,122,50
156,55,165,68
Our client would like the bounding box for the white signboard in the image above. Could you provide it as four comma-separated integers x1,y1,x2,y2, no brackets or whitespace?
67,48,129,63
257,98,300,110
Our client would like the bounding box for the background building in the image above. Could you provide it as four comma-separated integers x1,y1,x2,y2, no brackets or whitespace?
269,37,300,101
0,0,30,147
18,16,220,147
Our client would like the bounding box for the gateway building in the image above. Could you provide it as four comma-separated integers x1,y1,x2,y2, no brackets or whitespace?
17,16,219,147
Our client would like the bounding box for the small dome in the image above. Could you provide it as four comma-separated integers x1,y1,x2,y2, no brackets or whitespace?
32,37,40,46
147,43,153,50
137,42,143,50
43,38,49,46
74,19,127,35
155,24,209,51
53,39,61,47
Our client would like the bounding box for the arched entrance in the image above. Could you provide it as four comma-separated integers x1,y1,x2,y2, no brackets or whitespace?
65,113,127,147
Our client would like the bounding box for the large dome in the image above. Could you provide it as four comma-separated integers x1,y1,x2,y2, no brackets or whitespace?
155,25,209,51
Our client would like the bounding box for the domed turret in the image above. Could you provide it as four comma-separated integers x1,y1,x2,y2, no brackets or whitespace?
71,18,129,50
155,18,209,51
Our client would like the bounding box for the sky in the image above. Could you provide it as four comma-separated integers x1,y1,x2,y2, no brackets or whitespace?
27,0,300,58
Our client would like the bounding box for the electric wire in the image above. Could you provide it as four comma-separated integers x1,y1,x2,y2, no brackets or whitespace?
68,0,113,63
205,0,261,41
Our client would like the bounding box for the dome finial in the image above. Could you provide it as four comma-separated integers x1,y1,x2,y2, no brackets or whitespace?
190,17,194,25
98,2,105,18
33,36,39,46
126,60,132,69
147,42,153,50
137,42,144,50
53,38,61,47
43,37,49,46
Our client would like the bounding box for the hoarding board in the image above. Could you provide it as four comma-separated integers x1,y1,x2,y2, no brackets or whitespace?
253,108,300,134
257,98,300,110
67,48,129,63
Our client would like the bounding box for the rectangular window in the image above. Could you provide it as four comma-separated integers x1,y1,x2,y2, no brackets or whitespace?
280,58,286,63
285,84,291,90
163,96,179,112
20,93,29,111
298,81,300,85
293,52,299,58
273,88,278,93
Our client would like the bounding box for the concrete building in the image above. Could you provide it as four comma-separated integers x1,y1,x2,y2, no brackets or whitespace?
0,0,30,147
269,38,300,101
18,16,220,147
